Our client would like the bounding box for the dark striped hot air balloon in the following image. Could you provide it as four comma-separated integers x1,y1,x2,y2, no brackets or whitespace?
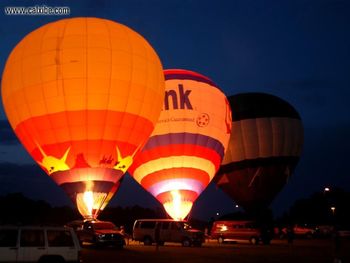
1,17,165,219
129,69,232,220
214,92,304,212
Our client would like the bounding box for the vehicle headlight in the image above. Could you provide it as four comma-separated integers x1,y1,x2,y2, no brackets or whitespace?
98,234,105,239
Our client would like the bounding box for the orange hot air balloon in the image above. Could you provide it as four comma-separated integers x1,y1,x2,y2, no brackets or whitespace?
129,69,232,220
1,17,165,219
214,93,304,212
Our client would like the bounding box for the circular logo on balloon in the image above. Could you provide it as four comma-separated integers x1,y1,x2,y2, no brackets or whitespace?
196,113,210,127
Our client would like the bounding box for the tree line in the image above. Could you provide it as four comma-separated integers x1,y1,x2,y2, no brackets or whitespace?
1,187,349,233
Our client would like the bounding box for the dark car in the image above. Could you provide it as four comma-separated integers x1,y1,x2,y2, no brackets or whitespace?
76,220,125,248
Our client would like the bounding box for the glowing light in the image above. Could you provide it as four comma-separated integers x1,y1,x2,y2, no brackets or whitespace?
163,190,193,220
220,225,228,232
76,183,107,219
83,191,94,215
331,206,336,215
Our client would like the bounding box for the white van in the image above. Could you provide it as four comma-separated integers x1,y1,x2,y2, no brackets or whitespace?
133,219,204,247
0,226,82,263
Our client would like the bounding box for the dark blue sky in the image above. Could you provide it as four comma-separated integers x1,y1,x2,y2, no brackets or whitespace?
0,0,349,220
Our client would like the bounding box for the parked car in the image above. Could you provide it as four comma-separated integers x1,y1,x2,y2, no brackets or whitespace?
280,225,315,239
210,220,272,245
314,225,334,238
338,229,350,238
75,220,125,248
0,225,82,263
133,219,204,247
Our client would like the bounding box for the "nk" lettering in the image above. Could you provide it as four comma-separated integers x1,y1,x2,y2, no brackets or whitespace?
164,84,193,110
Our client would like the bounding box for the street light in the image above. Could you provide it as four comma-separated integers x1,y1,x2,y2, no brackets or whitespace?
324,187,330,192
330,206,336,216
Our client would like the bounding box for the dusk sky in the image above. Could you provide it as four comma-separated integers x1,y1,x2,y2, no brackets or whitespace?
0,0,349,220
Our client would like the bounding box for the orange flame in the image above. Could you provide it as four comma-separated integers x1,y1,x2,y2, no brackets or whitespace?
163,190,193,220
76,181,107,219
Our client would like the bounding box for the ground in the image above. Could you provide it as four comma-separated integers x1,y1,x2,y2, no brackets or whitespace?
81,238,350,263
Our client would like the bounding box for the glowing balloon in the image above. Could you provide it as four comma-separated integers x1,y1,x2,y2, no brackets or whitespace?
129,69,231,220
1,17,165,219
214,93,304,211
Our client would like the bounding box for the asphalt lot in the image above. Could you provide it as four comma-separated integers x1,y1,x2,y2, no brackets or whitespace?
81,238,350,263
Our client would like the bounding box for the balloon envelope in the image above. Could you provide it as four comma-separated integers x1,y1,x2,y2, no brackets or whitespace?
2,17,165,219
214,93,304,212
130,69,231,220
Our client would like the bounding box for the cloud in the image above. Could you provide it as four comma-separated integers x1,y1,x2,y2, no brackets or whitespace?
0,162,40,176
301,122,350,183
0,162,159,209
273,79,334,91
272,121,350,215
0,119,19,145
257,78,350,127
0,162,70,206
110,174,160,209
